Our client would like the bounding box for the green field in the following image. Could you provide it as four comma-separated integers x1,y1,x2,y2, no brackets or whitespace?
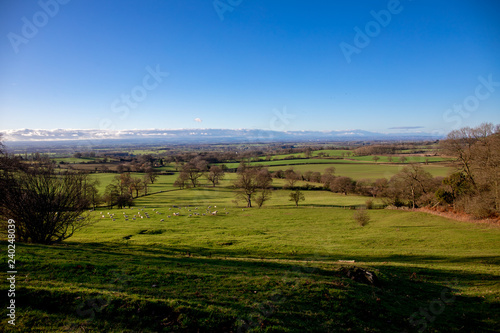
268,163,453,180
2,184,499,332
2,151,497,332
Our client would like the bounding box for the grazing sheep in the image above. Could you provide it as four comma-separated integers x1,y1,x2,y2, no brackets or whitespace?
211,211,218,215
132,218,136,220
160,219,164,222
167,215,171,218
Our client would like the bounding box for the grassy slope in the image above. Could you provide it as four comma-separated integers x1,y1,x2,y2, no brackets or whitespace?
2,189,499,332
2,152,491,332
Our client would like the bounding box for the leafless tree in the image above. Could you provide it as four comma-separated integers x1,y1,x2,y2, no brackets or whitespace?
284,168,300,188
206,165,225,187
441,123,500,213
234,165,273,208
390,164,435,209
174,172,190,189
330,176,355,195
182,157,208,187
145,167,159,184
0,162,96,244
130,177,143,198
289,189,305,207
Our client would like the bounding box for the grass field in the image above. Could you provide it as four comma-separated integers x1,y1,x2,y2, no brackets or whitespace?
268,163,453,180
2,185,499,332
2,151,495,332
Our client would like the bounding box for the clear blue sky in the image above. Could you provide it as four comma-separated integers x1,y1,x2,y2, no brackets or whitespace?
1,0,499,135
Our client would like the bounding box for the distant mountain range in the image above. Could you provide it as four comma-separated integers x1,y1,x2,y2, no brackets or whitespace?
1,128,442,145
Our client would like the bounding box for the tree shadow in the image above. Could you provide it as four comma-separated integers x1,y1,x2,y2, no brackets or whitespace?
4,241,499,332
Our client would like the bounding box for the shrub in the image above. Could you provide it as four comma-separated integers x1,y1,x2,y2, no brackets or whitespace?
353,209,370,227
365,199,373,210
456,194,496,219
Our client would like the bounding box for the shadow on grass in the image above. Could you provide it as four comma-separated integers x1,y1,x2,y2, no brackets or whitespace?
2,241,498,332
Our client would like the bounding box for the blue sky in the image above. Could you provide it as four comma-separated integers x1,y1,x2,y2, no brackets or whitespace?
1,0,499,135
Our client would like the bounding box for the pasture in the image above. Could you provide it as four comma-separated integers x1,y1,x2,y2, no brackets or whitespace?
2,151,496,332
2,186,499,332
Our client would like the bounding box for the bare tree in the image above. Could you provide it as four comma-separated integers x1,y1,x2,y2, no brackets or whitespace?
289,189,305,207
182,157,208,187
255,189,273,208
145,167,159,184
372,178,389,197
284,168,300,188
130,177,143,198
330,176,355,195
174,172,189,189
142,177,149,196
206,165,225,187
441,123,500,213
0,163,96,244
390,164,435,209
85,178,101,209
234,166,273,208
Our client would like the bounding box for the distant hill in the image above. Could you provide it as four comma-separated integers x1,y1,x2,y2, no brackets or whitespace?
1,128,442,147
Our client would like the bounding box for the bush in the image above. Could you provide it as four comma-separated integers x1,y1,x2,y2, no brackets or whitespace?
353,209,370,227
456,194,496,219
365,199,373,210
